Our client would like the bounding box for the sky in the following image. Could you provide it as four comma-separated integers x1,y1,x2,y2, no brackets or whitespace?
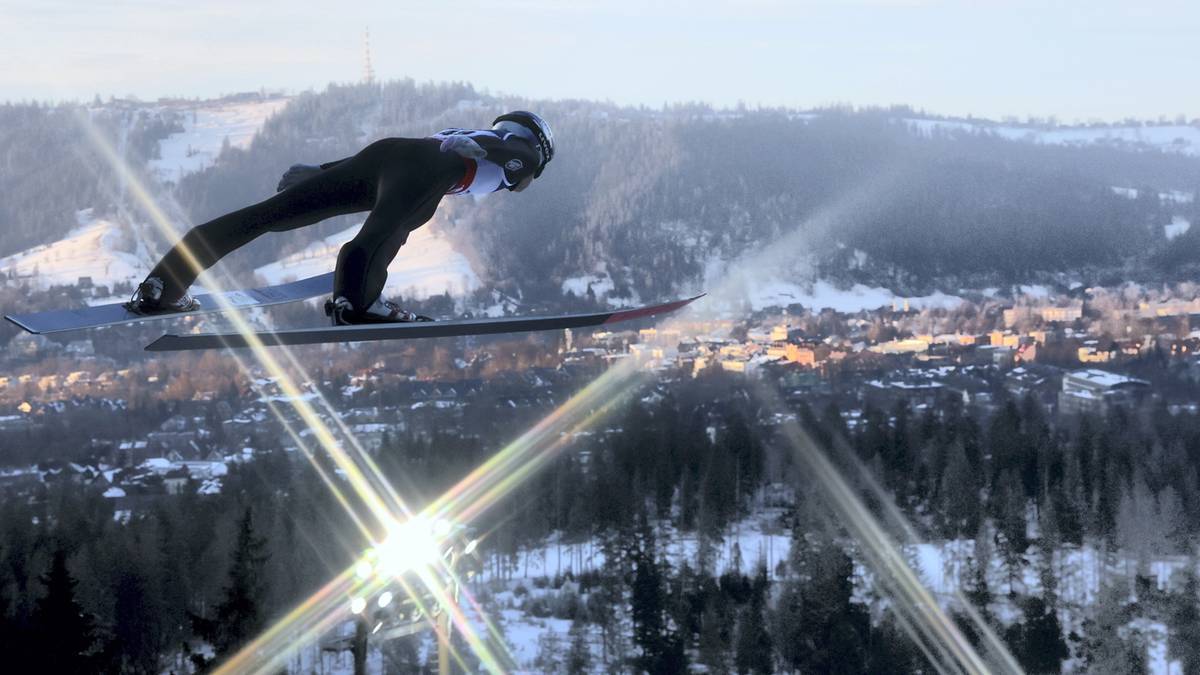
3,0,1199,123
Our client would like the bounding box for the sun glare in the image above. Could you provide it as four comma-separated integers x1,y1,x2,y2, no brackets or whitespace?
374,516,444,578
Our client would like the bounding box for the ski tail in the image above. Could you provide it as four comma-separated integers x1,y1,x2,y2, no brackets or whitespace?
4,272,333,334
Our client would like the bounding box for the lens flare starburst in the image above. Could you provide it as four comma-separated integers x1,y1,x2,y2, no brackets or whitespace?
80,106,1016,675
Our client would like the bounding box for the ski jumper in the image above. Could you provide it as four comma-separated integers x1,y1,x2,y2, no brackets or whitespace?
146,130,540,312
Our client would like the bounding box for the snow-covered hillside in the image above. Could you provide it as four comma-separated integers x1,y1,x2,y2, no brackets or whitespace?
473,522,1186,675
907,117,1200,156
2,97,291,293
731,278,965,314
149,97,291,183
0,210,149,291
255,222,481,301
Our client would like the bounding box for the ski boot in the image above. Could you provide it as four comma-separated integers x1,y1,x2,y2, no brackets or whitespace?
324,296,433,325
124,276,200,315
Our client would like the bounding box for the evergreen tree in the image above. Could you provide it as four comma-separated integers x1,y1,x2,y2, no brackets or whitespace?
734,584,773,675
1036,497,1061,608
112,563,164,675
586,575,621,669
31,549,100,675
533,629,563,675
1168,569,1200,674
772,536,867,674
630,536,666,666
628,527,688,675
1081,584,1147,675
886,401,914,497
1005,596,1068,675
565,618,592,675
966,522,995,622
698,593,732,674
196,506,271,665
954,531,997,651
1055,444,1087,544
940,441,981,537
866,614,926,674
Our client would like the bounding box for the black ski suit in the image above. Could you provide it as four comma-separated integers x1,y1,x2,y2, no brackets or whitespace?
147,131,540,312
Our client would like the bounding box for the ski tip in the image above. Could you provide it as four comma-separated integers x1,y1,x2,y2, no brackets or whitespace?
603,292,706,325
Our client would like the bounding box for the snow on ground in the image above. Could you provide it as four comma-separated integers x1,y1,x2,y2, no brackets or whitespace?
737,278,964,314
908,118,1200,156
254,222,481,301
1166,216,1191,240
1113,186,1196,203
479,516,793,584
561,266,643,308
0,210,150,291
1140,620,1173,675
1018,284,1052,298
149,97,291,183
274,523,1197,673
481,290,523,318
500,609,573,670
561,273,614,299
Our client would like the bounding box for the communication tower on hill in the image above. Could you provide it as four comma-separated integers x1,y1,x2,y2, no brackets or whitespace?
363,28,376,84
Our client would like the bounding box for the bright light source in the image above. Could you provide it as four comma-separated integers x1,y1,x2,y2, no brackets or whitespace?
463,539,478,555
432,518,452,538
378,591,393,609
374,516,441,577
355,560,373,580
350,596,367,615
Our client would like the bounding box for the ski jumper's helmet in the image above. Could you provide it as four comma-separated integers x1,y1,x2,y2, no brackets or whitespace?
493,111,554,178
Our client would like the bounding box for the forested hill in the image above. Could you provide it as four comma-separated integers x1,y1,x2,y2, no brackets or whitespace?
5,83,1200,302
0,102,179,256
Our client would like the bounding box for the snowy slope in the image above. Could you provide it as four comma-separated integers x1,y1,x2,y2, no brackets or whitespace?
254,222,481,301
706,252,965,314
1166,216,1192,240
735,279,964,314
2,98,290,292
560,265,642,308
907,117,1200,156
0,210,150,291
149,97,291,183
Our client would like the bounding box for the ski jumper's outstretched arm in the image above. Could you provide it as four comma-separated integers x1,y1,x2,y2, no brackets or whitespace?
275,157,356,192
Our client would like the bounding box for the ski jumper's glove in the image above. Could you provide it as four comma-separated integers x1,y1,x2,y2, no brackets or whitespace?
276,163,323,192
438,134,488,160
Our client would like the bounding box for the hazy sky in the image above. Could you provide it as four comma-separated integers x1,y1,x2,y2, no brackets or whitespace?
3,0,1198,122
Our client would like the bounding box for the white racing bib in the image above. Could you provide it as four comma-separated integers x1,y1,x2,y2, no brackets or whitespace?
431,128,516,196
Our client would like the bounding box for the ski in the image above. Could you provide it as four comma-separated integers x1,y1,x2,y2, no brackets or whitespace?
144,294,704,352
4,273,334,334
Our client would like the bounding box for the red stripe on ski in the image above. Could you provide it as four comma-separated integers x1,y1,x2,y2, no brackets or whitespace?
602,294,705,325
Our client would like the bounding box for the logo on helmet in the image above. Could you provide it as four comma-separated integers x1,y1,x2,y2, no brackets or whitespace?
505,158,524,172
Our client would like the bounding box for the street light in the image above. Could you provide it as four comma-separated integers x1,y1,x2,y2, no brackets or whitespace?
326,517,480,675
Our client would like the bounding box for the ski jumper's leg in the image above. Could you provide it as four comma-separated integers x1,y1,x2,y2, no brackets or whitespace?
334,142,463,310
146,146,385,302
